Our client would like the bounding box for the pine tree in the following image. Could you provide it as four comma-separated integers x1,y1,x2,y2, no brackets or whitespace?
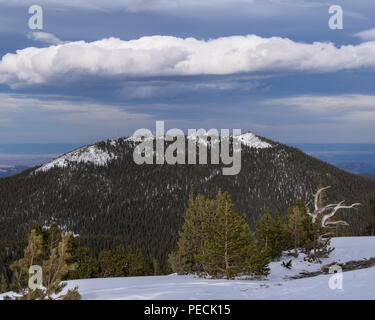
98,245,150,278
198,192,268,279
0,273,8,293
285,199,307,256
152,258,160,275
112,245,128,276
10,228,44,300
98,249,119,277
366,191,375,236
126,246,151,276
255,209,273,251
168,190,217,274
272,211,286,258
42,231,78,299
8,227,80,300
245,248,271,277
256,209,286,260
66,238,99,280
69,254,99,279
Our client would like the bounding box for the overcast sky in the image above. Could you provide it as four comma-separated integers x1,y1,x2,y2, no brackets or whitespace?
0,0,375,143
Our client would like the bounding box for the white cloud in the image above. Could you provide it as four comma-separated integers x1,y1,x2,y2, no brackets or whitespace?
0,93,151,120
1,35,375,88
268,0,326,8
0,0,255,12
265,94,375,112
27,32,64,45
354,28,375,41
117,79,260,99
258,94,375,141
264,94,375,125
340,110,375,123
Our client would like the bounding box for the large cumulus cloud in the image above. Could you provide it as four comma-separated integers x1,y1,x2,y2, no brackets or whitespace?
1,35,375,88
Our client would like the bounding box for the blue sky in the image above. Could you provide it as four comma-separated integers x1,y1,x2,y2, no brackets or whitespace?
0,0,375,144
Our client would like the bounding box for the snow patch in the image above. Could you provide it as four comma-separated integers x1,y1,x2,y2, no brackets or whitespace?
35,145,116,172
234,132,272,149
125,133,154,143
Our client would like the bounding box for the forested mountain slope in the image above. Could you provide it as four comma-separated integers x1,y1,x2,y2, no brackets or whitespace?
1,133,374,268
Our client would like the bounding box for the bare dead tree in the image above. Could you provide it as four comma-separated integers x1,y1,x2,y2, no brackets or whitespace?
306,186,361,259
307,186,361,228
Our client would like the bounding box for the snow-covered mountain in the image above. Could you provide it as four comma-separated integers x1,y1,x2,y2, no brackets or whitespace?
1,132,374,270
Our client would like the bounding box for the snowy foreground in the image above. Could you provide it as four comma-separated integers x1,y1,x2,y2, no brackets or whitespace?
2,237,375,300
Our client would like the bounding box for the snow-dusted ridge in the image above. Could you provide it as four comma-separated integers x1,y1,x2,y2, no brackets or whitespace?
125,134,154,143
124,131,272,149
35,145,116,172
36,131,271,172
